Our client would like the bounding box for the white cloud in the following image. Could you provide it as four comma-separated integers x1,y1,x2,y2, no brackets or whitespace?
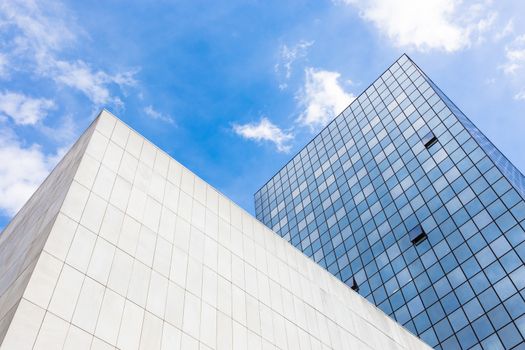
501,34,525,75
296,68,355,130
51,60,136,106
0,0,137,107
0,91,54,125
495,19,514,41
233,117,293,153
338,0,495,52
0,128,59,216
0,0,77,56
144,105,175,125
500,33,525,102
275,40,314,87
515,91,525,101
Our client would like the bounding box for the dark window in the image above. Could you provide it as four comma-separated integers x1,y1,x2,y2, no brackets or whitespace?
409,224,427,245
350,277,359,292
422,131,438,148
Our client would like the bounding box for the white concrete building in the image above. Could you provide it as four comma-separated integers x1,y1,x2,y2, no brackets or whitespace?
0,110,430,350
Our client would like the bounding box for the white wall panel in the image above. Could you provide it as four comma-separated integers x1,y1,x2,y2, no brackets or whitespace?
0,110,430,350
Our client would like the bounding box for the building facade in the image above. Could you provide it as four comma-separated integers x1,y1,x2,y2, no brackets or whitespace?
255,55,525,349
0,111,429,350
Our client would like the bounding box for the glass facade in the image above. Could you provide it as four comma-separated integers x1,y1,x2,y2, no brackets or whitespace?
254,54,525,349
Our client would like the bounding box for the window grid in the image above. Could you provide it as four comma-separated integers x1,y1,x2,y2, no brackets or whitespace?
255,55,525,350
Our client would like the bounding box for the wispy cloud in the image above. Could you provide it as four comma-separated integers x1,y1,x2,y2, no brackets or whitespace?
337,0,496,52
144,105,175,125
0,0,77,55
275,40,314,89
0,91,55,125
515,90,525,101
51,60,137,106
0,0,137,108
499,33,525,100
494,19,514,41
233,117,293,153
296,67,354,130
0,127,60,216
500,34,525,75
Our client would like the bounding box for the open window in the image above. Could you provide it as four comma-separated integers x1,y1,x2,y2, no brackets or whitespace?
409,224,427,245
422,131,438,149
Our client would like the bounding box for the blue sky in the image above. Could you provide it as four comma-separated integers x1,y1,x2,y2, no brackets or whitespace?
0,0,524,229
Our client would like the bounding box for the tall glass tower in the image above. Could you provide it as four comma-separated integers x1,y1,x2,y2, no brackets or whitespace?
255,54,525,349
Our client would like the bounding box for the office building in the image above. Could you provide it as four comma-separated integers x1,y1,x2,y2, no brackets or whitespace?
0,111,429,349
255,55,525,349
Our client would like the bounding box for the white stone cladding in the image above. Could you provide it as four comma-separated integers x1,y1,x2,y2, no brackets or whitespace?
0,110,431,350
0,119,97,341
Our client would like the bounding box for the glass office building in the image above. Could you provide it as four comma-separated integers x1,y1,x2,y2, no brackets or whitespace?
255,54,525,349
